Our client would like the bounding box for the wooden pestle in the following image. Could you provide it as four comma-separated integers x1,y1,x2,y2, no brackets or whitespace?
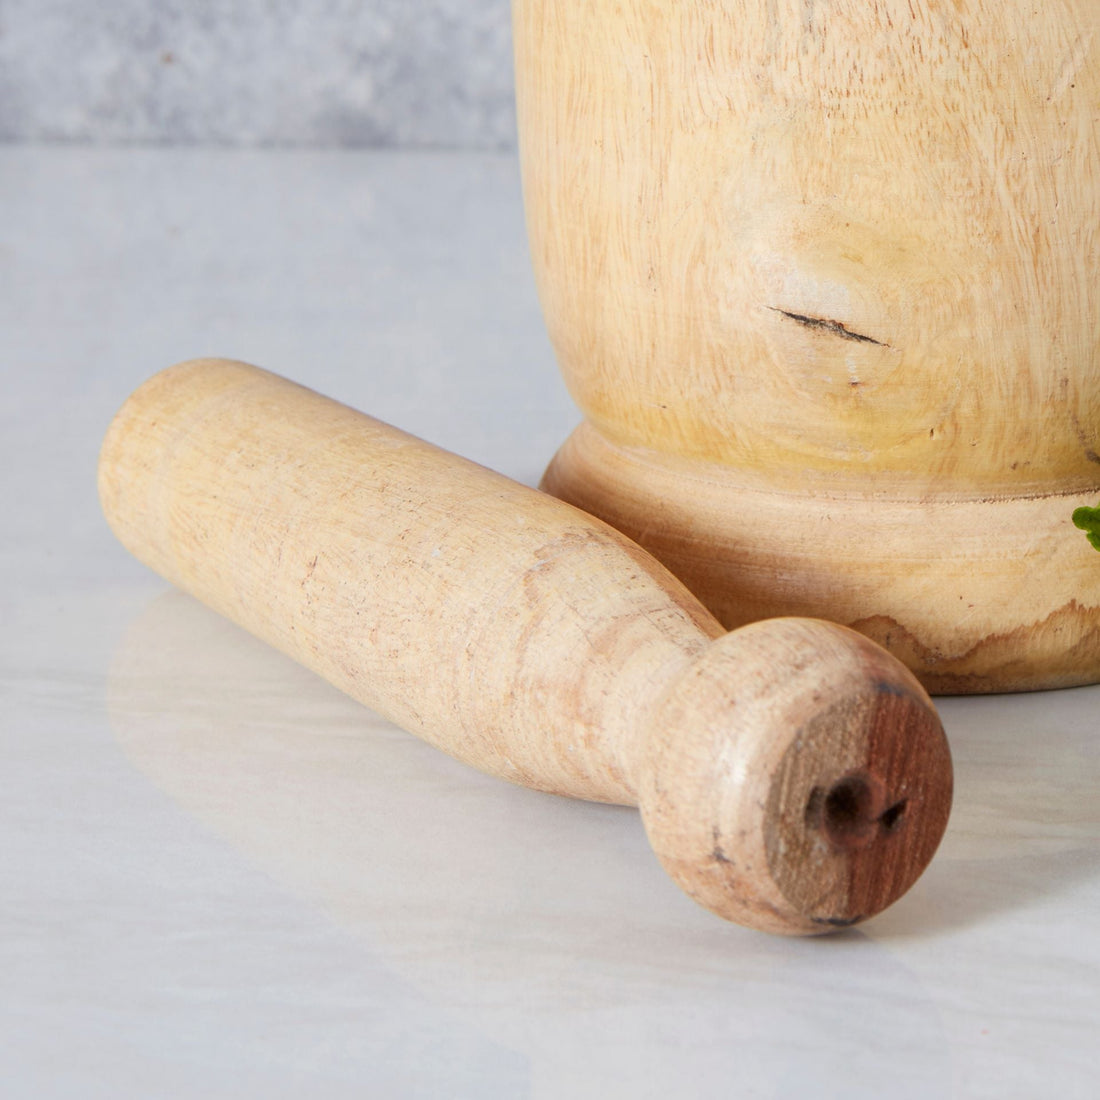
98,359,952,935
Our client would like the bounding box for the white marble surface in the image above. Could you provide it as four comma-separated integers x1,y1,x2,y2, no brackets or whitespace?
2,146,1099,1098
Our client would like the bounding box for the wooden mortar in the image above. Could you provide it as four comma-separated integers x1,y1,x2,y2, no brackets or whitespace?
99,359,952,935
514,0,1100,692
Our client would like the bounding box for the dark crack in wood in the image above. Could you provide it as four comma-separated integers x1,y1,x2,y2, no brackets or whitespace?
770,308,889,347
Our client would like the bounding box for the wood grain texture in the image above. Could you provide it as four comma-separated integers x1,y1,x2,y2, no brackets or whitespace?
98,359,952,934
542,425,1100,692
515,0,1100,689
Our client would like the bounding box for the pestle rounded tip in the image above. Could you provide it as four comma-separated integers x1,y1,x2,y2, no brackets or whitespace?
636,619,953,935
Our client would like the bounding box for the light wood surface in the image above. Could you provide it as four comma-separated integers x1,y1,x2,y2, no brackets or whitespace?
514,0,1100,690
98,359,952,934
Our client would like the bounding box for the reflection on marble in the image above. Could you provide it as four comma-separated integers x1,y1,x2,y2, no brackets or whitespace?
104,589,1100,1097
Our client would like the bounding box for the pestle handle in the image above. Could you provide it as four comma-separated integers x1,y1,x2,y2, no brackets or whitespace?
98,359,952,934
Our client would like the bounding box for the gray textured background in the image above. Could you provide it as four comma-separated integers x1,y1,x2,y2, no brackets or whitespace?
0,0,516,148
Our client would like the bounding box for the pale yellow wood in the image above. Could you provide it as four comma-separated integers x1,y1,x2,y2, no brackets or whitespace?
99,359,951,934
515,0,1100,690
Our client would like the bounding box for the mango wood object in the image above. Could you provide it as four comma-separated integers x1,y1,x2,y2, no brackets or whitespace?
515,0,1100,691
99,359,952,935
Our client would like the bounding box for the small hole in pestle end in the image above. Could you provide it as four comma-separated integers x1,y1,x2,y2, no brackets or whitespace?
823,775,874,842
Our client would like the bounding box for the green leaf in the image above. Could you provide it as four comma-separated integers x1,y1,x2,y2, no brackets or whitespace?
1072,505,1100,552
